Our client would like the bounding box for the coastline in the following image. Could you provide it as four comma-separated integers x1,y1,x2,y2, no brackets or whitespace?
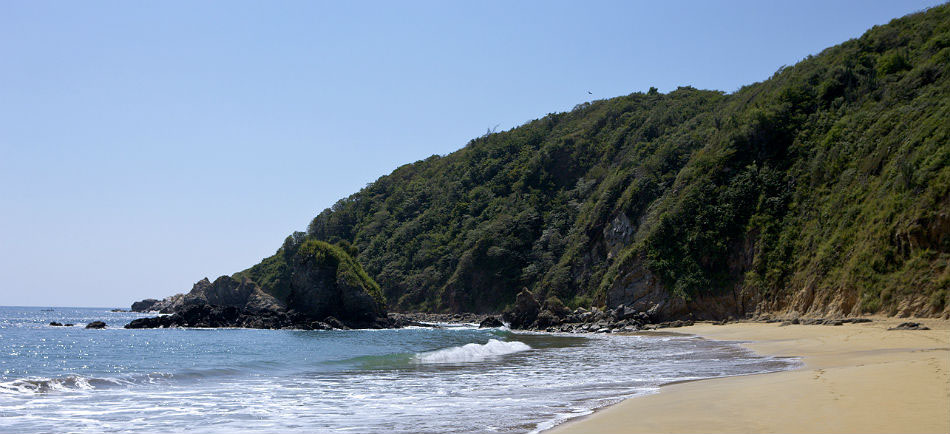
547,318,950,434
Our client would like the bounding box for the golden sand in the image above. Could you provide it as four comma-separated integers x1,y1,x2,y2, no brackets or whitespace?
548,319,950,434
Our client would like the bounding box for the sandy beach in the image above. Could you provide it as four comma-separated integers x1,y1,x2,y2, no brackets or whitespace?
549,318,950,434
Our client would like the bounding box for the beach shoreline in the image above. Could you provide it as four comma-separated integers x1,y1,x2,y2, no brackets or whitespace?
547,318,950,434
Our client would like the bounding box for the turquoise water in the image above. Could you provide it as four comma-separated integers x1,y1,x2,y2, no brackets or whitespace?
0,306,796,433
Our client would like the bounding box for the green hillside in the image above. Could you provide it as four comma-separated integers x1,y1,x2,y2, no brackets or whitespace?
265,5,949,318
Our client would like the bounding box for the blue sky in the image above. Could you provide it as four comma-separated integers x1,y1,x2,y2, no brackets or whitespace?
0,0,942,307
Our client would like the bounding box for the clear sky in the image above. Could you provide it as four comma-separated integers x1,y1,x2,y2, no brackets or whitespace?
0,0,942,307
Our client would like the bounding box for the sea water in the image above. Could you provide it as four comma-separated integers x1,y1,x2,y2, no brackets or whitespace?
0,306,797,433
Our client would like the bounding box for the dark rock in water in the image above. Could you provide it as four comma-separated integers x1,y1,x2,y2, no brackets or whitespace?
125,304,429,331
322,316,348,330
64,323,74,327
110,309,128,312
125,315,171,329
385,313,431,328
478,316,505,328
130,299,160,312
502,289,541,330
126,304,271,329
309,321,333,330
49,321,63,326
130,240,388,330
888,322,930,330
85,321,106,329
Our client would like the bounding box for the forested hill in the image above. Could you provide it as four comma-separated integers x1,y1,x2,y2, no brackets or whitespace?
256,5,949,319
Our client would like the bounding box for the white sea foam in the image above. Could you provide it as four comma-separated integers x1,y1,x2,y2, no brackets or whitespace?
414,339,531,364
0,306,799,434
0,375,112,395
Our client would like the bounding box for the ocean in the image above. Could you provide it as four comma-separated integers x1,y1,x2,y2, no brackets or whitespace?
0,306,797,433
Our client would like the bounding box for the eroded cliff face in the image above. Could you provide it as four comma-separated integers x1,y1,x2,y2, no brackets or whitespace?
286,252,385,322
603,256,744,321
601,219,950,321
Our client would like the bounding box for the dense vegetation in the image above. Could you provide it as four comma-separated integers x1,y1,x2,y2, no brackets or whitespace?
237,238,385,313
253,6,949,317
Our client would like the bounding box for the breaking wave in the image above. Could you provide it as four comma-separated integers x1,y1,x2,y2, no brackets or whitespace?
0,367,246,395
414,339,531,364
0,375,125,394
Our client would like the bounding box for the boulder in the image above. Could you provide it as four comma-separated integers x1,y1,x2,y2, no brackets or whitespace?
542,297,571,318
323,316,348,330
478,316,505,328
888,322,930,330
309,321,333,330
48,321,63,326
616,305,639,321
85,321,106,329
591,307,607,322
535,309,560,329
502,289,541,329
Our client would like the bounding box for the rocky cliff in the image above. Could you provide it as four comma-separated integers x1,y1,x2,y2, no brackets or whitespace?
298,6,950,320
131,240,388,328
134,6,950,323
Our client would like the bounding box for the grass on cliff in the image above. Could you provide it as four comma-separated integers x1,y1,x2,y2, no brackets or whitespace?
236,236,386,308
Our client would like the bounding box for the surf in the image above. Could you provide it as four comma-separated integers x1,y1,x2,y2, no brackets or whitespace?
414,339,531,364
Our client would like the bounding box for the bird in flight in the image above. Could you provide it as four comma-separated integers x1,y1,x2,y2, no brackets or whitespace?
587,91,592,95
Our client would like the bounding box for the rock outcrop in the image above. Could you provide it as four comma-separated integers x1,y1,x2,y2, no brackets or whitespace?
502,289,541,329
125,305,420,330
478,316,505,328
888,321,931,330
130,299,160,312
85,321,106,329
127,240,389,330
284,248,384,323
